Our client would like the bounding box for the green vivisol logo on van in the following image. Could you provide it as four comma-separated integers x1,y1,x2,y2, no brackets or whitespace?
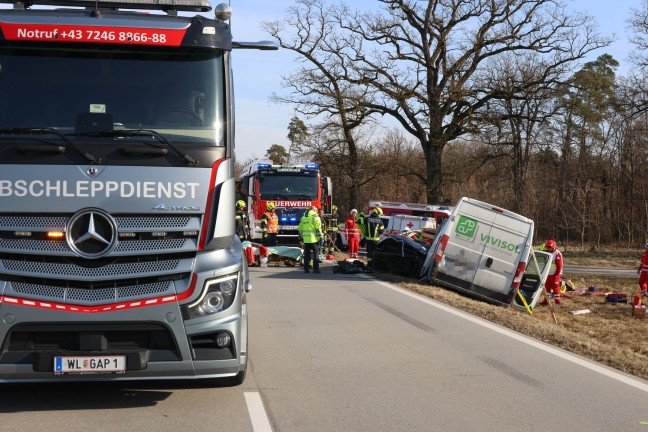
455,215,477,239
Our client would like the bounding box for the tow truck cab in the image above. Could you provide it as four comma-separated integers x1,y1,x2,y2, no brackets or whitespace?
0,0,276,384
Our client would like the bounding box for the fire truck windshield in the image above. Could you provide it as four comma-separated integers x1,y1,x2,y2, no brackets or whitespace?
0,47,225,146
259,174,319,200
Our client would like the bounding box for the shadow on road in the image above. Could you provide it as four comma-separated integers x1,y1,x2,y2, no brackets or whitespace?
0,380,219,413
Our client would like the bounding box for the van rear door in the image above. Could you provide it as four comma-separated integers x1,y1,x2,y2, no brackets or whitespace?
433,198,533,305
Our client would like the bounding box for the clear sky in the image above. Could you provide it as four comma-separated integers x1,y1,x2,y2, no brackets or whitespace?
229,0,637,162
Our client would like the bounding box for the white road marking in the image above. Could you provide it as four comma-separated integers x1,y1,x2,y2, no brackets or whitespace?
244,392,273,432
368,276,648,393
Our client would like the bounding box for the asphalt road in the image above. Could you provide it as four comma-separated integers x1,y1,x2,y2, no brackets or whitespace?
1,262,646,432
564,264,637,277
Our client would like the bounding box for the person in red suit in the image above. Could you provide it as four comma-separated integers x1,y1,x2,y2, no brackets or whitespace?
345,209,361,259
543,240,563,304
637,243,648,297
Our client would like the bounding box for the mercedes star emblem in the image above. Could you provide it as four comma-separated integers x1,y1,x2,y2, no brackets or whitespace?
66,209,117,258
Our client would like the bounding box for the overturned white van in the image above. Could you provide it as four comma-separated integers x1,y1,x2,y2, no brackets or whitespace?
422,197,551,309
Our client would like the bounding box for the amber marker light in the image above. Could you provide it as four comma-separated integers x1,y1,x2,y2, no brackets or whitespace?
46,231,65,239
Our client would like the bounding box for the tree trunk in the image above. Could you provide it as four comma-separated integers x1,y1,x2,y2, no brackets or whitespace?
423,142,444,204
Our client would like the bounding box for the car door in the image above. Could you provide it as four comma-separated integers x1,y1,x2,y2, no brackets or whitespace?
511,250,553,310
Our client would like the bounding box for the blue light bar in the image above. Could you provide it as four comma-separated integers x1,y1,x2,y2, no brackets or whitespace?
305,163,318,170
290,217,297,222
257,163,271,169
280,217,288,222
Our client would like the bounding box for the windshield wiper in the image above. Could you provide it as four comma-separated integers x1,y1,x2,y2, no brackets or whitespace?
74,129,198,166
0,127,99,163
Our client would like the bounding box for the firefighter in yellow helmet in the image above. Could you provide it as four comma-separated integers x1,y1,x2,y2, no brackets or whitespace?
362,205,385,270
323,205,339,259
235,199,250,241
261,202,279,247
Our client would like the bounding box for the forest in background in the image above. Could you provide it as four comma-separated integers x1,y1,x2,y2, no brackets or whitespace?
236,0,648,248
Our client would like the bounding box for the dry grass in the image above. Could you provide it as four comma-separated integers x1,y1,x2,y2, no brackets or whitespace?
337,247,648,382
561,245,639,268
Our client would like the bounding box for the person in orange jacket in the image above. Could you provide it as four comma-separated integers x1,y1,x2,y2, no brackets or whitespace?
543,239,563,304
261,202,278,247
637,243,648,297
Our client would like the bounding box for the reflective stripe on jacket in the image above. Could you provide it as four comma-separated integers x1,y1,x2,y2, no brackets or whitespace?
325,215,339,232
261,211,279,233
298,211,322,243
345,216,360,239
364,214,384,240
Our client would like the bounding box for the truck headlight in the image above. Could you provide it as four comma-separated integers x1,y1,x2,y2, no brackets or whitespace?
185,274,238,319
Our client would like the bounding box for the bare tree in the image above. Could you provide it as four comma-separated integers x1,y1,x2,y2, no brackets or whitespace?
478,53,562,213
338,0,610,204
262,0,377,209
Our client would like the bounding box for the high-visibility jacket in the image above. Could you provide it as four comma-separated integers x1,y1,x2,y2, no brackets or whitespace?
325,213,339,232
298,210,322,243
356,212,367,237
363,213,384,241
235,210,250,240
261,211,278,234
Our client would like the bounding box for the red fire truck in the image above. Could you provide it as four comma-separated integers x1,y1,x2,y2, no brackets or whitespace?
237,160,332,243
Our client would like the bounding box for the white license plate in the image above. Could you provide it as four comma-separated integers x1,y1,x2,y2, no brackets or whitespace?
280,225,298,230
54,355,126,374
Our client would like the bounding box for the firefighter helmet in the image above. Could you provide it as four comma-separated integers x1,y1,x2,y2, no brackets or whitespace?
267,202,276,211
544,239,556,252
236,199,245,209
644,242,648,249
350,209,358,215
373,207,383,216
332,205,337,212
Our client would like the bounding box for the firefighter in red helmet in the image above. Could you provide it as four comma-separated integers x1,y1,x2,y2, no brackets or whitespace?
637,243,648,297
543,240,563,304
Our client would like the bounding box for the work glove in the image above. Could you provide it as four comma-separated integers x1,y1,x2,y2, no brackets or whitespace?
263,233,268,238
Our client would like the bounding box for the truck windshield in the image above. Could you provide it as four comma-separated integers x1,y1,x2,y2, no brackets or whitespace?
259,174,319,200
0,47,224,146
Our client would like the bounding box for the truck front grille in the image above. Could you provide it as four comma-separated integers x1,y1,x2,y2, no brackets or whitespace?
9,280,176,305
0,214,201,306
